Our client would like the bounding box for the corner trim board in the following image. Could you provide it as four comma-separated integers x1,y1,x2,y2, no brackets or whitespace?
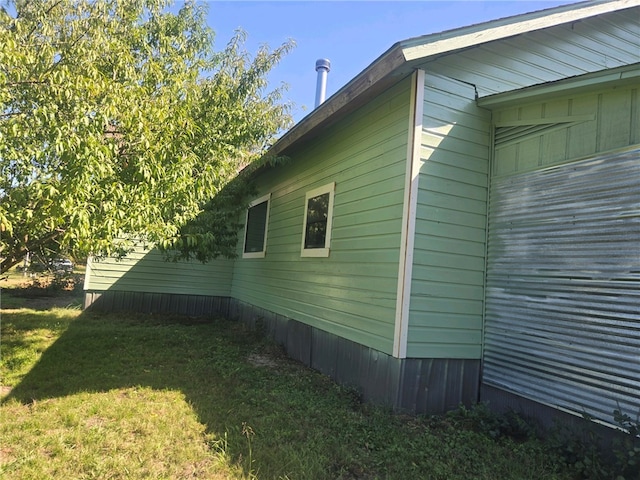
394,69,424,359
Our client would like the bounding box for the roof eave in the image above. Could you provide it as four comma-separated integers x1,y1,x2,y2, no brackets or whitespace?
265,0,637,158
267,44,407,157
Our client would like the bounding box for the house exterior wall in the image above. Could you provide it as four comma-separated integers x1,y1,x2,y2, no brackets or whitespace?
482,82,640,426
85,246,234,296
230,77,413,355
492,83,640,174
406,73,491,359
84,246,234,314
80,1,639,420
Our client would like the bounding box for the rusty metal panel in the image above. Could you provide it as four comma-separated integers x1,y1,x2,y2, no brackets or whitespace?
484,146,640,426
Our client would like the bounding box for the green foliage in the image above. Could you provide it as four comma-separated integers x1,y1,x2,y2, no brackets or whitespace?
548,409,640,480
445,402,538,441
612,407,640,480
0,0,294,273
17,270,83,297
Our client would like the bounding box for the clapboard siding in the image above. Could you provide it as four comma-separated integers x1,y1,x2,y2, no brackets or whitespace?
422,9,640,98
85,246,234,296
494,84,640,175
230,78,412,355
407,73,491,359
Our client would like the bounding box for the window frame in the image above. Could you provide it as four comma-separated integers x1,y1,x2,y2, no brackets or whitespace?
300,182,335,258
242,193,271,259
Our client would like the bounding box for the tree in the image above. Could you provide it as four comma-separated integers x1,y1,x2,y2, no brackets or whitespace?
0,0,293,273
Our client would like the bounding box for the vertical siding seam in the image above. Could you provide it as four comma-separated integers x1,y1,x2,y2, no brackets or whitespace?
481,111,495,397
630,88,638,145
596,93,603,152
394,69,425,359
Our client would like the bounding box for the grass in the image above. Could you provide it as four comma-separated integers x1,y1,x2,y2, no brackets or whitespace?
0,288,575,479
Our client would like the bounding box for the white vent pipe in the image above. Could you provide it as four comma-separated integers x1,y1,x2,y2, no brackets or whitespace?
314,58,331,108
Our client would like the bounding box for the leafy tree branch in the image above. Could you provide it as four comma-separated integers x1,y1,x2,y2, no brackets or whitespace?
0,0,294,273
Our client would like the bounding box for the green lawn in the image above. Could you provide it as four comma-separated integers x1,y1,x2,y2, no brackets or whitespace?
0,292,575,479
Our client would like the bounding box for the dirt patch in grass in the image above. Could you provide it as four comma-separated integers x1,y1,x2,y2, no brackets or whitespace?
246,353,282,369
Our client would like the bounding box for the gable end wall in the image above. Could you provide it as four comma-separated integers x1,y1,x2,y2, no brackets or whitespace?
407,73,491,359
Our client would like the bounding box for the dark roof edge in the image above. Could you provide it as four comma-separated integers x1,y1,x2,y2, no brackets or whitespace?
267,45,406,157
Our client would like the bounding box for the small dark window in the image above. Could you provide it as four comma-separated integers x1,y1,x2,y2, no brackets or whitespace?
243,194,270,257
304,193,329,248
301,183,335,257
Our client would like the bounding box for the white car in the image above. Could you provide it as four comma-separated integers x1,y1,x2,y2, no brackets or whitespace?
51,258,74,273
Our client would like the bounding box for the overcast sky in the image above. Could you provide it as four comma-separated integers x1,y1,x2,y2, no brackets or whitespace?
203,0,578,123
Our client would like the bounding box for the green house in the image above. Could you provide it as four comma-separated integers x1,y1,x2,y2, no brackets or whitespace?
85,0,640,428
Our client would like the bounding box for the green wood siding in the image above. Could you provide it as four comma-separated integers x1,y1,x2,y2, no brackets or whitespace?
407,73,491,359
231,78,412,355
422,10,640,98
493,84,640,176
86,246,234,296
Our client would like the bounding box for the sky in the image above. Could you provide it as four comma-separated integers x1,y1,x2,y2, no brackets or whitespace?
201,0,579,123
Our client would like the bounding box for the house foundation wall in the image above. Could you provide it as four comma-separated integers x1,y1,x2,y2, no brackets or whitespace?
84,291,231,317
480,384,625,446
229,298,481,414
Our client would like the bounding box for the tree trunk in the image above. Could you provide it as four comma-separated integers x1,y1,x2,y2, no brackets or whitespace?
1,231,62,275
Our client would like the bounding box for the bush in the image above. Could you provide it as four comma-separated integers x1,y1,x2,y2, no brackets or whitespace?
446,403,538,441
548,408,640,480
12,272,83,297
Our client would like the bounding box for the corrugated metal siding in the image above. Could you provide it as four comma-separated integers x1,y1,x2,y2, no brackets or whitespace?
85,246,234,296
84,291,230,317
407,73,491,359
420,8,640,98
484,146,640,425
230,78,412,355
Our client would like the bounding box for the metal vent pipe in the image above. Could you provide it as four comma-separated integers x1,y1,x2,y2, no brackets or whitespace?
314,58,331,108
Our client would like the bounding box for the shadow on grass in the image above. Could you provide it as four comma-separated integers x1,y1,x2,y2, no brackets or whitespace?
1,298,578,480
2,307,363,479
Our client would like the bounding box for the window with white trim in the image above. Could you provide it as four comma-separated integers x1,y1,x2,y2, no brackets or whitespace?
301,182,335,257
243,193,271,258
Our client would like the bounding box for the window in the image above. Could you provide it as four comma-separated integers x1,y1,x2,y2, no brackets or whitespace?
243,193,271,258
301,182,335,257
